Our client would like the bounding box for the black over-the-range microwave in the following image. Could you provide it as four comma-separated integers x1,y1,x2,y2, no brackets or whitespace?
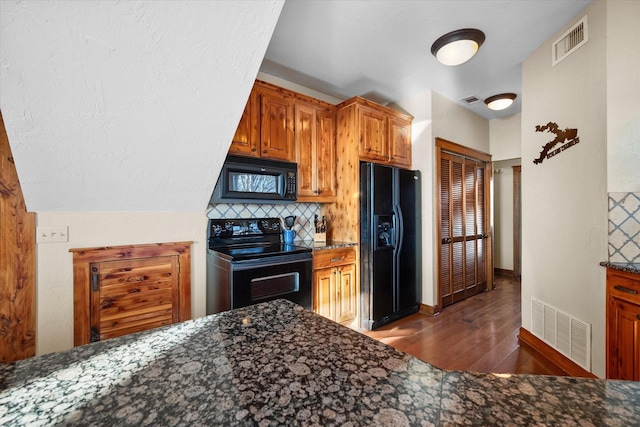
210,155,298,204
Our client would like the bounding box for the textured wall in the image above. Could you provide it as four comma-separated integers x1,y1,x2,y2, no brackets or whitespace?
0,0,284,211
521,1,608,377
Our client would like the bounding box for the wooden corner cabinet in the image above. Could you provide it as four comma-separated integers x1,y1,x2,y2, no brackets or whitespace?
313,246,357,325
606,268,640,380
295,97,336,203
71,242,192,346
229,80,295,162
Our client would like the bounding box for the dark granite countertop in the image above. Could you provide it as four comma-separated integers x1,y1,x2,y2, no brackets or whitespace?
1,300,639,426
298,239,358,251
600,261,640,275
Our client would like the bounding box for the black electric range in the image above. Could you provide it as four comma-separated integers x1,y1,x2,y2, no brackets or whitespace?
206,218,312,314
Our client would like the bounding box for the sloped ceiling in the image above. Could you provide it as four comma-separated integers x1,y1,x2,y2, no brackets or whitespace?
0,0,284,212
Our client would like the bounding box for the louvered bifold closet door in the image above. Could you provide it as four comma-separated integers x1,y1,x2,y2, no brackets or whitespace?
440,153,487,308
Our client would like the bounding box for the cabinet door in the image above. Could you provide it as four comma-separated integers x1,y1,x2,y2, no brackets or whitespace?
389,115,412,168
229,90,259,157
295,102,317,198
316,109,336,200
90,256,180,342
358,106,388,162
314,268,335,321
608,297,640,380
259,87,294,161
336,263,357,324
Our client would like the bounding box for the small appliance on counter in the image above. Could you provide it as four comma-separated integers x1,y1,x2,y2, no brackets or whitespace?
283,215,296,244
314,215,327,243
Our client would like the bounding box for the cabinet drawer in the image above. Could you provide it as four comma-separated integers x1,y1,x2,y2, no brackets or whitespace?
313,247,356,269
607,269,640,304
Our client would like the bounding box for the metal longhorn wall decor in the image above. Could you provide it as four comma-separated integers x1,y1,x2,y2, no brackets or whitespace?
533,122,580,164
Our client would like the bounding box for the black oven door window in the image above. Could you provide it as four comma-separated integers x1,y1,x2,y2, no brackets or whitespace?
231,257,312,310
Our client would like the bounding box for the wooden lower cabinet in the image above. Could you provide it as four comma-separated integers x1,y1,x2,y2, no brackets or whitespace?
313,246,357,325
71,242,192,346
606,268,640,380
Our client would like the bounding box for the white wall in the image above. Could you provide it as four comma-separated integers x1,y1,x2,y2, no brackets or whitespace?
397,91,489,307
492,158,521,271
521,1,608,377
431,91,490,153
0,1,283,212
490,114,522,161
36,212,208,355
396,91,435,307
606,0,640,193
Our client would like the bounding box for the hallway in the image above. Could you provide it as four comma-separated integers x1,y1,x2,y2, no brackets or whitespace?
363,274,568,376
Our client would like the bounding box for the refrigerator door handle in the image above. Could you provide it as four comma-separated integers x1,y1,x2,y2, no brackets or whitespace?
394,204,404,256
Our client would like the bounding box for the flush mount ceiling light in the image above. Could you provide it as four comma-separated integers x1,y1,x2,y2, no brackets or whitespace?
430,28,485,66
484,93,517,111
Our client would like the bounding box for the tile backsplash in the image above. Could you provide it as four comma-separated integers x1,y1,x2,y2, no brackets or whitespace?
207,203,321,242
608,192,640,263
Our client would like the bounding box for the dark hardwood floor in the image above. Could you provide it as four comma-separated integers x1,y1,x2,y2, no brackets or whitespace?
361,273,568,376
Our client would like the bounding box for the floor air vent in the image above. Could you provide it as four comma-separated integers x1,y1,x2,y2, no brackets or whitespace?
552,16,588,66
531,298,591,370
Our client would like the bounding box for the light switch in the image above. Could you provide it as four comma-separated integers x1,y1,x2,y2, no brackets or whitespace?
37,226,69,243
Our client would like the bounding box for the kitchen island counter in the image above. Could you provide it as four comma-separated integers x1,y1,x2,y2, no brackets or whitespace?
1,300,638,426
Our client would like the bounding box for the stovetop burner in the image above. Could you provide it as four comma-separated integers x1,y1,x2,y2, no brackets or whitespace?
208,218,311,261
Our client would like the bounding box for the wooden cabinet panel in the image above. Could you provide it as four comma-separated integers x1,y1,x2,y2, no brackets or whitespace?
313,246,357,325
228,81,294,162
358,106,388,163
314,268,335,321
259,86,294,161
336,263,357,324
389,115,412,168
92,256,179,341
229,90,259,157
315,110,336,200
295,100,336,203
295,102,317,198
72,242,191,346
606,268,640,380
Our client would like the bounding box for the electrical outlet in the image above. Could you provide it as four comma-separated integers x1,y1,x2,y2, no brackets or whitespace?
37,226,69,243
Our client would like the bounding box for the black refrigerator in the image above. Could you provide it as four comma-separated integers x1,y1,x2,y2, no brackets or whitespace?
360,162,421,330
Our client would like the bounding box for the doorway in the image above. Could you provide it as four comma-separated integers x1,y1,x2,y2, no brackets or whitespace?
436,138,492,309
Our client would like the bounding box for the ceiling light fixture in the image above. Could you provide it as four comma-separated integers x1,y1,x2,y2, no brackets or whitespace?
430,28,485,66
484,93,517,111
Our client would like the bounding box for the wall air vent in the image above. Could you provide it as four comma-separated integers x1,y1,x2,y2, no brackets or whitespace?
461,95,481,104
531,298,591,370
552,16,588,66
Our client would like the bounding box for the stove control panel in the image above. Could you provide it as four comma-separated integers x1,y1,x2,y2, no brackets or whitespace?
209,218,282,239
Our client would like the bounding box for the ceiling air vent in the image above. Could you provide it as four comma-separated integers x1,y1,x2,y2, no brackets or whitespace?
461,95,481,104
552,16,588,66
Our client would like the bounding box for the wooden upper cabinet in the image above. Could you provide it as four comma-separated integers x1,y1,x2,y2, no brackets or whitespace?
295,98,336,203
259,85,294,161
229,90,259,157
338,97,413,168
388,115,412,168
228,81,294,162
316,109,336,200
358,105,388,163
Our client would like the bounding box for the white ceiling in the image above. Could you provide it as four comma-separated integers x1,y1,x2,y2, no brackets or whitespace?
261,0,592,120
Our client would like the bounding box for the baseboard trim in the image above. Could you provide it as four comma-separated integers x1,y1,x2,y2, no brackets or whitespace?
518,327,597,378
419,303,440,317
494,268,514,276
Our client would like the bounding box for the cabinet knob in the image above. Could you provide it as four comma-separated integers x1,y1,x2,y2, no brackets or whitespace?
263,150,268,154
251,147,257,152
614,285,638,295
